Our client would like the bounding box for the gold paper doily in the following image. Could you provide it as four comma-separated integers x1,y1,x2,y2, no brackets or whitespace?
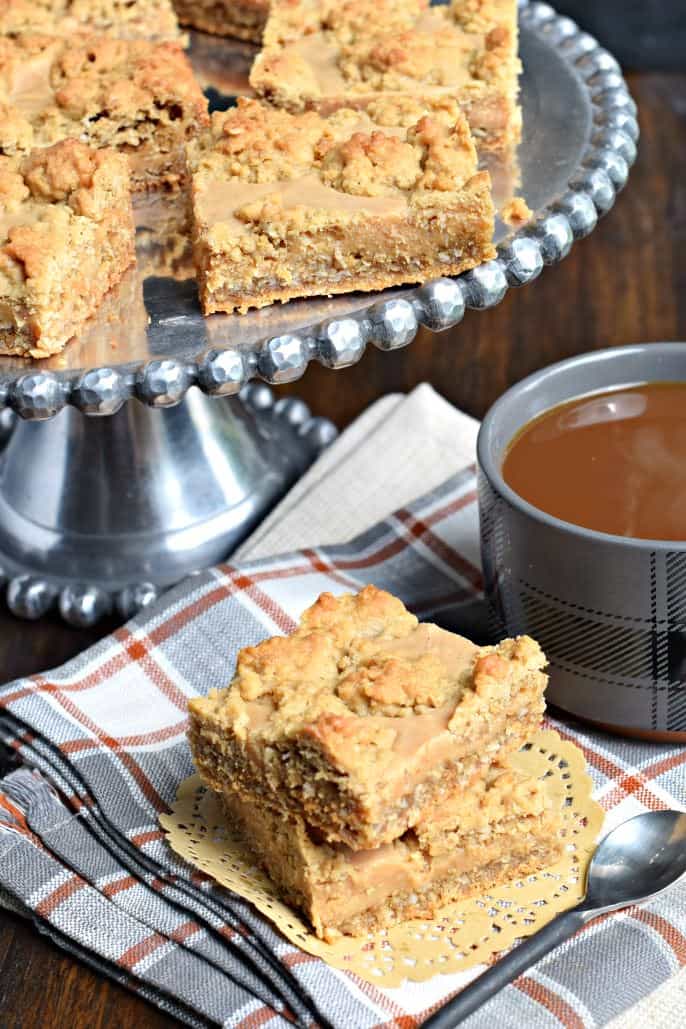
161,730,603,986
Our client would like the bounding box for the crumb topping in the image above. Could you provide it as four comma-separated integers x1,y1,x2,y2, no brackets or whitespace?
0,0,182,42
190,96,480,206
336,654,453,713
0,137,128,215
51,36,199,117
199,101,338,183
0,101,33,153
255,0,519,98
228,585,462,720
0,138,130,285
21,138,122,216
263,0,428,48
0,154,28,211
196,587,546,744
319,131,423,194
0,32,208,160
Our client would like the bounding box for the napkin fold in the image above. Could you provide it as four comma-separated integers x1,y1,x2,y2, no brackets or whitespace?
0,385,684,1029
236,383,479,561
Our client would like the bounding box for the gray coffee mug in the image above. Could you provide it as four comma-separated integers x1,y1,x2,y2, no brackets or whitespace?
477,342,686,741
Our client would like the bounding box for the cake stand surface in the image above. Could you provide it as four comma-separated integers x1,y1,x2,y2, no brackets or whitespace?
0,1,638,624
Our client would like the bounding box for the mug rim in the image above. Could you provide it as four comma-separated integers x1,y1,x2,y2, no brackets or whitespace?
477,341,686,552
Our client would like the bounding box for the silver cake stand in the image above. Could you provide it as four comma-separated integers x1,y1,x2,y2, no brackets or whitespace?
0,1,638,626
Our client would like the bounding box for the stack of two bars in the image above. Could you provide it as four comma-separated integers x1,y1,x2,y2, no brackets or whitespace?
189,587,564,940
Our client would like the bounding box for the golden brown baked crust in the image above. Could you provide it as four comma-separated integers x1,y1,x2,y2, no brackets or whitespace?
172,0,269,43
0,33,208,190
0,0,183,42
187,95,495,314
0,139,135,358
251,0,521,152
188,586,548,849
220,759,564,938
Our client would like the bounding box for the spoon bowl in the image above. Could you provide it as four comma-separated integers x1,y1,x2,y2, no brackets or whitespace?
583,809,686,912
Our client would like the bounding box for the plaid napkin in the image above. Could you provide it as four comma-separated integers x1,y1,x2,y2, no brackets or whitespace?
1,390,685,1029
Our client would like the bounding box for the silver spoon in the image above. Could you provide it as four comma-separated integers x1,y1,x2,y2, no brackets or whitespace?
423,809,686,1028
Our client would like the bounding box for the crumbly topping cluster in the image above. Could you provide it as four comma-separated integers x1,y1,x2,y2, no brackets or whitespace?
0,0,181,41
260,0,515,90
344,30,513,92
0,137,126,216
0,138,129,293
344,31,462,88
233,587,425,717
0,102,32,154
365,93,459,129
263,0,427,48
193,96,478,199
336,653,455,714
298,585,418,643
222,587,543,733
319,130,425,194
0,32,207,156
0,0,58,31
501,193,532,226
0,28,52,73
326,0,424,43
231,586,462,720
51,35,193,116
0,154,27,211
196,101,341,184
451,0,513,33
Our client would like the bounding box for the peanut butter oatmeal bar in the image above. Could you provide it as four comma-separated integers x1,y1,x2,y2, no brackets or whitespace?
187,96,495,315
0,33,208,191
188,586,548,850
172,0,269,43
221,762,564,939
0,0,183,42
251,0,521,153
0,139,135,358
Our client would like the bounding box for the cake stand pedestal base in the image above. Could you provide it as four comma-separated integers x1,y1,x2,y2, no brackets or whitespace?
0,385,335,625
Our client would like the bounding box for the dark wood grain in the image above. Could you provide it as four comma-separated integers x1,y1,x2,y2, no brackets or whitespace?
0,72,684,1028
0,909,174,1029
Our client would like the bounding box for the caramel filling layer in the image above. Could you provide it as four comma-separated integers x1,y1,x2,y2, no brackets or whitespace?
367,623,476,669
288,36,348,94
5,47,58,118
316,829,549,926
197,172,408,232
223,782,556,930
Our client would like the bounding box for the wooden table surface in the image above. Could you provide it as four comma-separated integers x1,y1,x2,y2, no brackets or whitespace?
1,71,685,1028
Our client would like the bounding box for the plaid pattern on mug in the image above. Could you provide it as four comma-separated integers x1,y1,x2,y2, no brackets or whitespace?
1,468,685,1028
